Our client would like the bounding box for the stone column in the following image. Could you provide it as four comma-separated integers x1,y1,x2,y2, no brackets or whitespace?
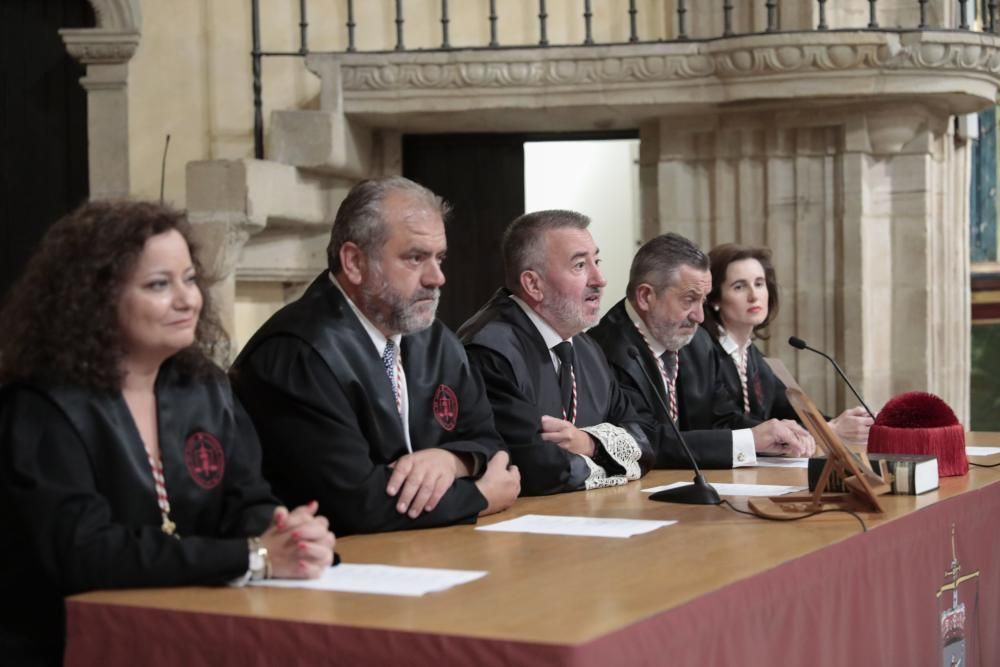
186,161,269,344
642,102,971,422
850,106,970,419
61,1,142,201
60,30,139,200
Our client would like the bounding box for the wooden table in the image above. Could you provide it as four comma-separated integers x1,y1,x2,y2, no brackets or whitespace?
66,448,1000,667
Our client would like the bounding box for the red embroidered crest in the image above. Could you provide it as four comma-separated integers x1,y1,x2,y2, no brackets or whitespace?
432,384,459,431
184,431,225,490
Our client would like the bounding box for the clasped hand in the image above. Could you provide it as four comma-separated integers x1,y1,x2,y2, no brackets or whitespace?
259,501,336,579
752,418,816,458
386,449,469,518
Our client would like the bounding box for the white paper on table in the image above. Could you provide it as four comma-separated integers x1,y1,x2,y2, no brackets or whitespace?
642,482,806,497
752,457,810,468
475,514,675,538
967,446,1000,456
248,563,487,596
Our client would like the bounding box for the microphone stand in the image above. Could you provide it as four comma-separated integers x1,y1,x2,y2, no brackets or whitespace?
627,348,721,505
787,337,875,419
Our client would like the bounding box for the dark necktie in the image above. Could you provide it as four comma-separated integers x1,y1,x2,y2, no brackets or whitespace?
552,341,576,422
382,339,401,412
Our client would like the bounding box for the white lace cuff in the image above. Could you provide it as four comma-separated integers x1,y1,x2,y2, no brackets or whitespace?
579,422,643,490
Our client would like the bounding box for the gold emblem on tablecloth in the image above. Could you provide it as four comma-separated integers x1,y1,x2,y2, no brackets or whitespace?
938,525,980,667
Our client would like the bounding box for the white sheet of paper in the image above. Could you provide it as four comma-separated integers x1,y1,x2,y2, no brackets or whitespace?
249,563,487,596
642,482,806,497
476,514,675,538
967,446,1000,456
752,457,810,468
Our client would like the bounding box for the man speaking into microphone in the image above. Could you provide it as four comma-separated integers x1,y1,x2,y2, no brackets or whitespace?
460,210,653,496
589,233,815,469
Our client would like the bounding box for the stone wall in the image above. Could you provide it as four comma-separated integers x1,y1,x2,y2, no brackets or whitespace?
641,103,970,415
62,1,996,420
78,1,980,205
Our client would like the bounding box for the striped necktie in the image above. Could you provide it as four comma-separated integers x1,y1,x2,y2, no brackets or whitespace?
660,349,679,424
735,345,751,415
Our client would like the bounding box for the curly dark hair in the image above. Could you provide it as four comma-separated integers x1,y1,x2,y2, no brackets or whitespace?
704,243,779,341
0,200,228,390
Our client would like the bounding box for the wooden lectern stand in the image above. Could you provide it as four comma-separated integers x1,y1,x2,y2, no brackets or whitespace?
749,384,890,519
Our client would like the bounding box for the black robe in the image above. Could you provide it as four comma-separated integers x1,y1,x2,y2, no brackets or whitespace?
588,300,758,469
458,289,654,496
0,361,275,666
709,331,799,423
230,274,501,536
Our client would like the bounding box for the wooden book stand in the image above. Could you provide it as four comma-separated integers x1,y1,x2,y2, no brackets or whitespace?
748,382,890,520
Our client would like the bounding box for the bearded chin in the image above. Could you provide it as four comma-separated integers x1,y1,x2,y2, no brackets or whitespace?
358,263,439,334
652,322,696,352
672,330,696,350
394,294,439,334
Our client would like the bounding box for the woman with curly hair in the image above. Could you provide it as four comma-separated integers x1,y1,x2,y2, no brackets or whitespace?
703,243,872,445
0,201,335,665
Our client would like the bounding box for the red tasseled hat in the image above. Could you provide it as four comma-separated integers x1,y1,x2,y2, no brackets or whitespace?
867,392,968,477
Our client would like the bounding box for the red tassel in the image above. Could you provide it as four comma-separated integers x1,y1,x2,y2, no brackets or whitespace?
868,423,968,477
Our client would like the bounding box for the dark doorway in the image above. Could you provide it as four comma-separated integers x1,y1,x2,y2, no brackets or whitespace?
403,134,525,330
402,130,639,330
1,0,94,301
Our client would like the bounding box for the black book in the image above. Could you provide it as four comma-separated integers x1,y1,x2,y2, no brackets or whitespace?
808,452,939,495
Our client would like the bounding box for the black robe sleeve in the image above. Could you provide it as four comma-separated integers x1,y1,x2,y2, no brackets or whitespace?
746,344,800,422
233,337,488,535
712,342,803,424
217,399,281,536
466,346,594,496
0,390,255,595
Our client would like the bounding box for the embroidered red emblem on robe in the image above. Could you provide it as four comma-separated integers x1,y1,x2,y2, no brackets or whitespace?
432,384,458,431
184,431,225,489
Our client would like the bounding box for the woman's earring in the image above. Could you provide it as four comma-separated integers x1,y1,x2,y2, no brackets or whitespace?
712,304,720,312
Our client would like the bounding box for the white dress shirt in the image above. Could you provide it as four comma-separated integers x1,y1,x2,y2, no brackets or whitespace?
509,294,573,374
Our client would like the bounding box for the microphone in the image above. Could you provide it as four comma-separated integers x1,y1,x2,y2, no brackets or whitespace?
627,347,721,505
787,336,875,419
159,134,171,204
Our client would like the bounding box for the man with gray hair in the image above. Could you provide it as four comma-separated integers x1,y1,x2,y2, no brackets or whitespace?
232,177,520,535
459,210,653,496
588,233,814,469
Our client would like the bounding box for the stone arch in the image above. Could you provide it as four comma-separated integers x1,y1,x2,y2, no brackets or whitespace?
87,0,141,31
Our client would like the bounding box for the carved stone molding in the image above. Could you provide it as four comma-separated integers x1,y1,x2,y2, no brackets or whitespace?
337,33,1000,90
62,32,139,65
322,31,1000,129
188,215,258,285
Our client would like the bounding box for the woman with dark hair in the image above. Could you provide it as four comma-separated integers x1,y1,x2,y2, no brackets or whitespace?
0,201,335,665
704,243,872,445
